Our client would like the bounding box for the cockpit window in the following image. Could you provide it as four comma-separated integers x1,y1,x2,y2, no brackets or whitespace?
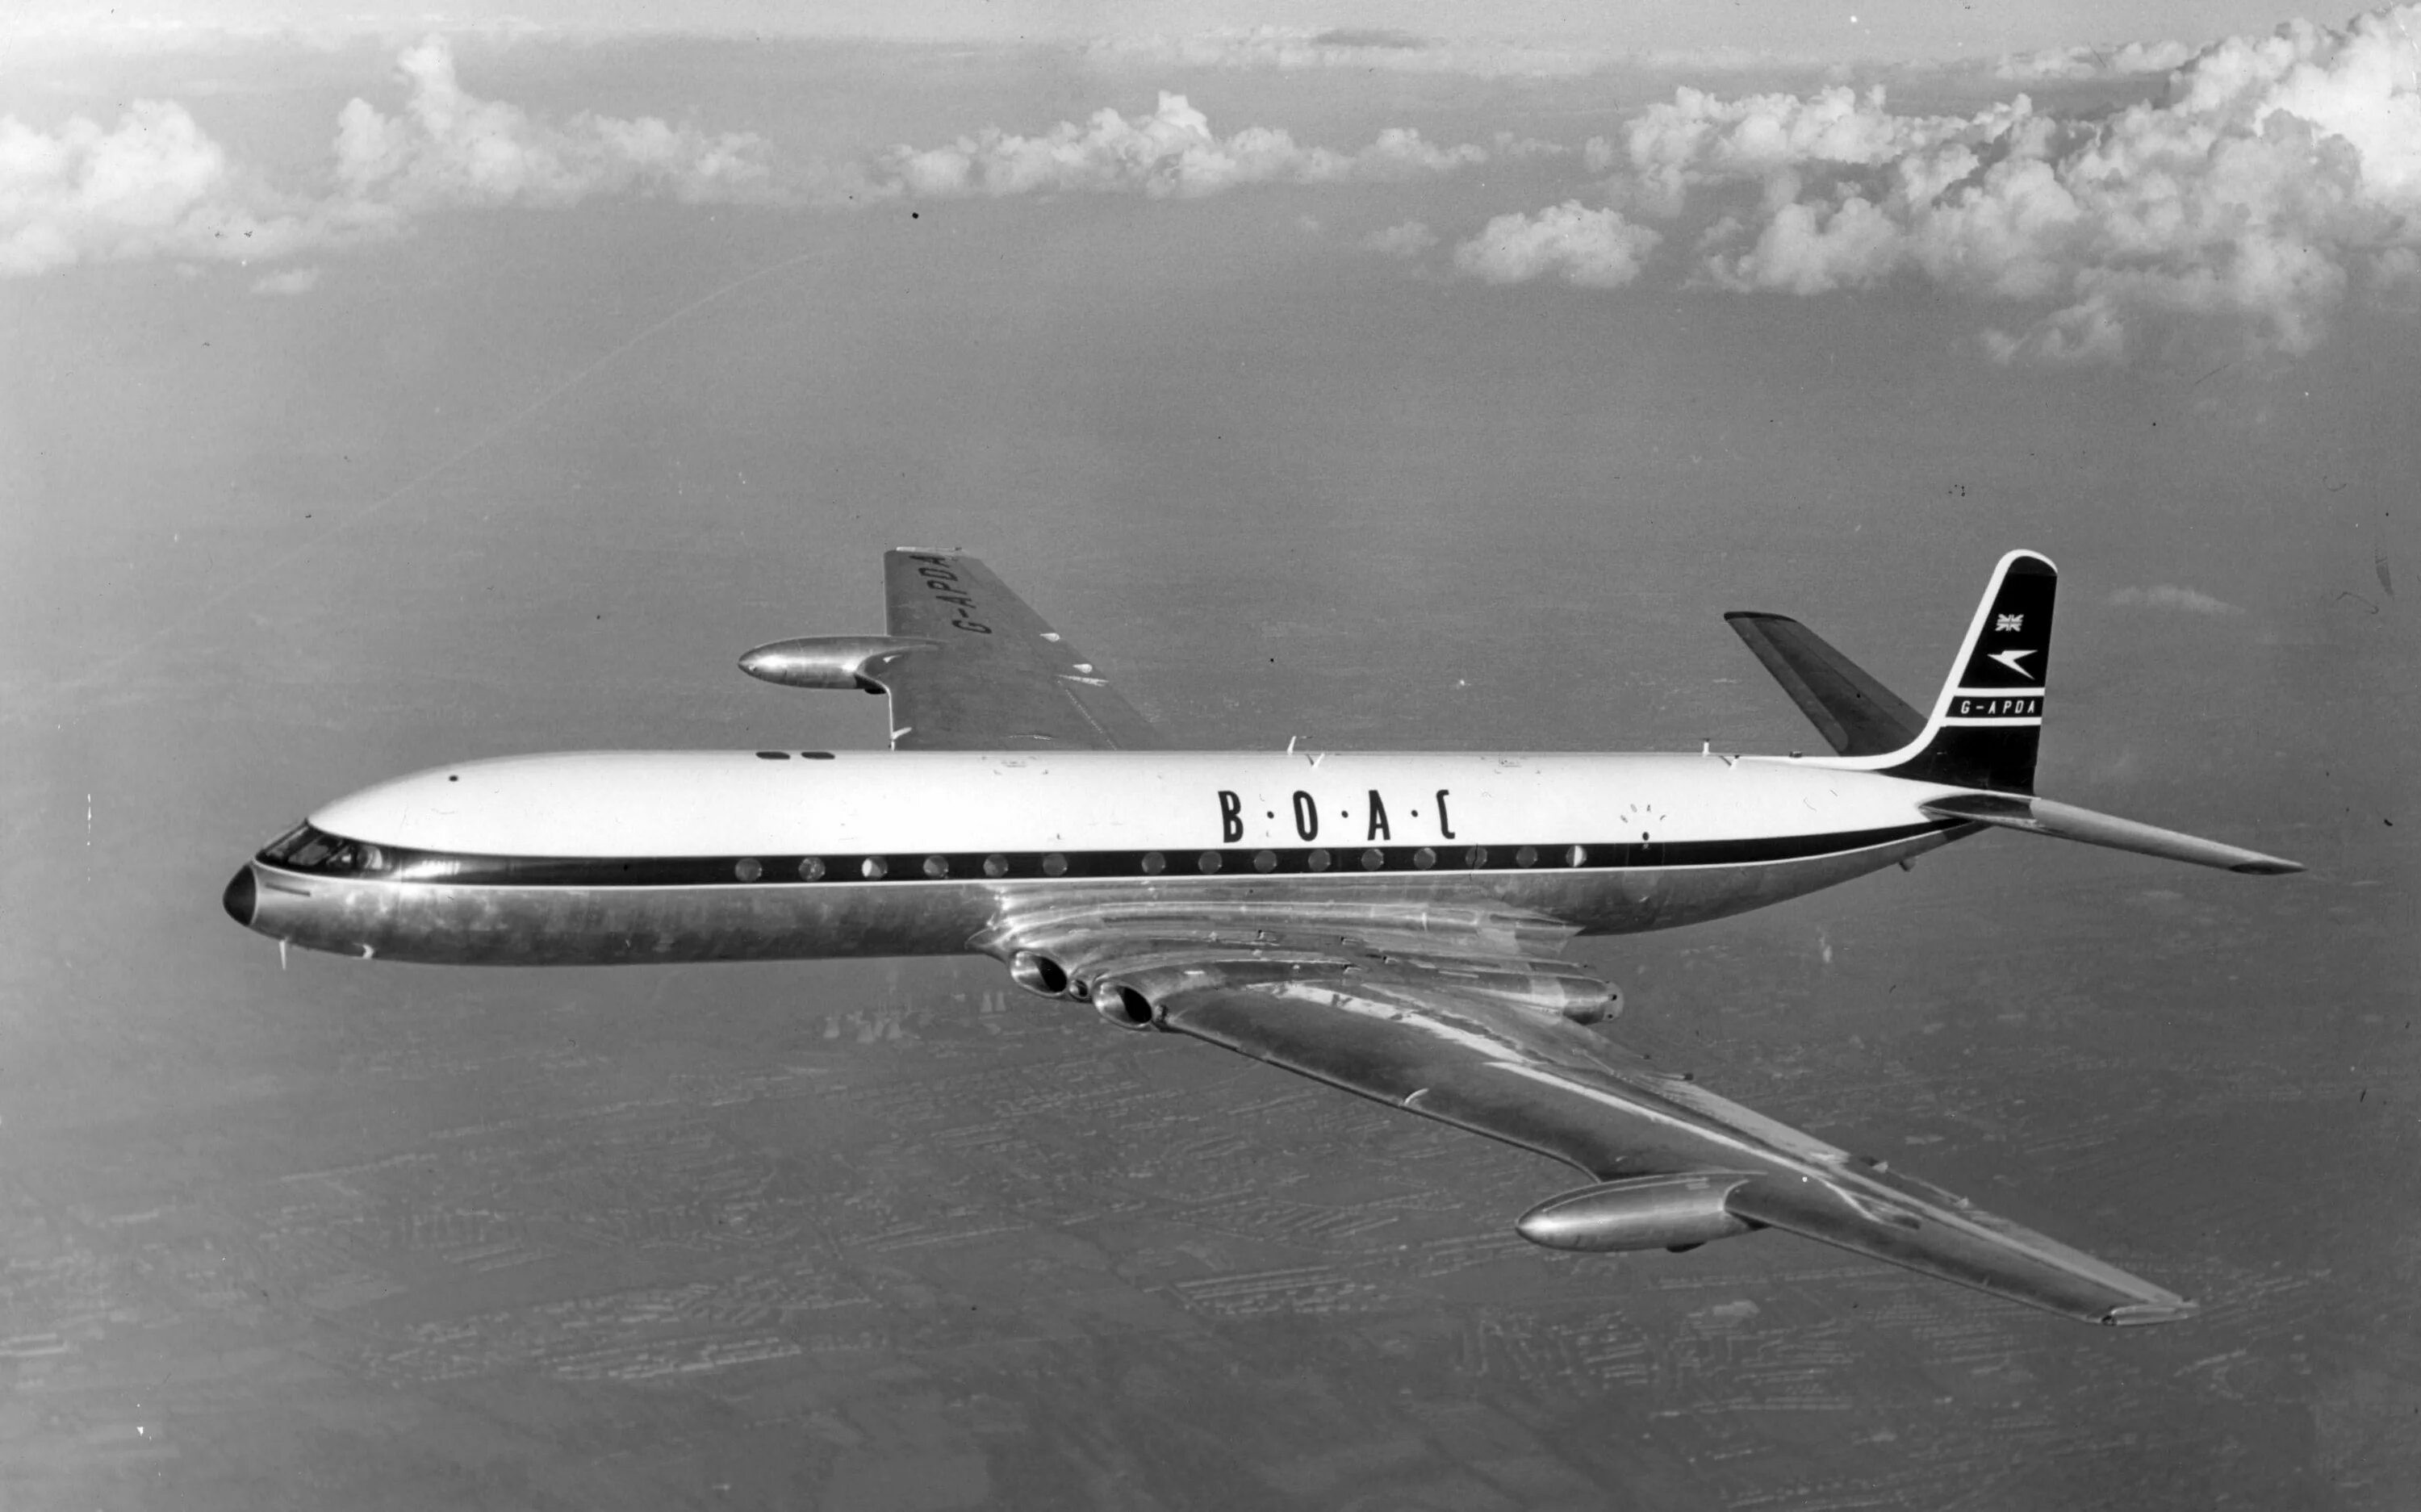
286,831,342,868
260,824,382,875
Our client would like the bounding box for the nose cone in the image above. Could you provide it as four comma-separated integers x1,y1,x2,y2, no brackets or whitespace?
221,866,257,929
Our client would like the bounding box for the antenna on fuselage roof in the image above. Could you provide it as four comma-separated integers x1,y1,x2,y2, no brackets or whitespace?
1286,736,1297,753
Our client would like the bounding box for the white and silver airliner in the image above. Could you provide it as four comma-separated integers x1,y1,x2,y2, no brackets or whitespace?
224,549,2298,1326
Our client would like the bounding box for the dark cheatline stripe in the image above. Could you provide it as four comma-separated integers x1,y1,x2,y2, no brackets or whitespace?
258,821,1959,888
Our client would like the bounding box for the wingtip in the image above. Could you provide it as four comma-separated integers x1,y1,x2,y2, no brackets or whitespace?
2103,1297,2200,1326
2229,858,2306,875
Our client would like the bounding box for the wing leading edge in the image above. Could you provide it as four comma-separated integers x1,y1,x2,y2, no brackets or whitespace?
1162,977,2193,1325
878,549,1166,751
987,906,2195,1326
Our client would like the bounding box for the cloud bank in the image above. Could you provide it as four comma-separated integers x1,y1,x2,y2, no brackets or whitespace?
0,102,383,276
0,36,1485,278
332,36,776,210
1619,6,2421,361
0,36,771,277
876,92,1482,200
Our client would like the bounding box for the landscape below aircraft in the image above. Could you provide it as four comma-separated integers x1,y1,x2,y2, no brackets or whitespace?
224,548,2301,1326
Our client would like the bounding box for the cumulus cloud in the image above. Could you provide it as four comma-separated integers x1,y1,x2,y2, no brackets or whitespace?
332,36,775,209
0,102,385,276
0,35,771,278
875,93,1483,200
1364,219,1438,258
1615,6,2421,361
2108,585,2244,614
1452,202,1661,288
2,39,1481,278
250,265,321,295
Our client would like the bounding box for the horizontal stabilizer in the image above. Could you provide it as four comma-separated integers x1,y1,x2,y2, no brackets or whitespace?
1921,792,2302,875
1725,612,1924,758
1725,1173,2199,1326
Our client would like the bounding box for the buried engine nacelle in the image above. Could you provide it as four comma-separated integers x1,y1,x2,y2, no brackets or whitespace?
1008,950,1070,998
1516,1172,1759,1253
1089,979,1161,1030
1004,948,1169,1030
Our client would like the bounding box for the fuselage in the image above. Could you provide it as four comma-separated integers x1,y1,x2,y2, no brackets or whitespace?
225,748,1978,966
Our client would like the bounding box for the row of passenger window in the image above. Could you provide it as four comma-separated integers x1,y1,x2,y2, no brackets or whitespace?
725,843,1587,883
259,823,1604,885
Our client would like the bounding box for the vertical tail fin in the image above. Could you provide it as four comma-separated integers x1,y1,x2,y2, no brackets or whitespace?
1875,549,2055,792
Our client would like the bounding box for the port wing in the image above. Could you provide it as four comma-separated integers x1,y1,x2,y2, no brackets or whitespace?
878,549,1166,751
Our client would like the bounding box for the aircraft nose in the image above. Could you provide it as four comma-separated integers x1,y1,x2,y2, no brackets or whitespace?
222,866,257,929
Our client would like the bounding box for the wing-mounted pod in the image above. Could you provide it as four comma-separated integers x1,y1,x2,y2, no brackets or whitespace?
738,636,939,693
1517,1172,1761,1253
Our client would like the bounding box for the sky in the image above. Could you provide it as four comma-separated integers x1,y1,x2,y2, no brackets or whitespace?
2,4,2417,1508
0,0,2341,60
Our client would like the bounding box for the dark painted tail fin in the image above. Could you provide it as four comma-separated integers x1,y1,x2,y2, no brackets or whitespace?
1731,551,2303,873
1730,550,2055,794
1880,549,2055,793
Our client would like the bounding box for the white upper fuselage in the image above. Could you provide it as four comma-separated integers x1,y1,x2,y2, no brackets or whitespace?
311,749,1955,858
230,748,1979,967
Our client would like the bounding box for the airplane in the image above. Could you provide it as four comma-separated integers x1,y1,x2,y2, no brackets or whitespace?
223,548,2300,1326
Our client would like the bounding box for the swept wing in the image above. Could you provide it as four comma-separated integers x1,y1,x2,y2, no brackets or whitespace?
984,903,2197,1326
877,549,1166,751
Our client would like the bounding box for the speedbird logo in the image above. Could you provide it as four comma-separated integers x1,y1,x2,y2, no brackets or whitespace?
1988,648,2036,677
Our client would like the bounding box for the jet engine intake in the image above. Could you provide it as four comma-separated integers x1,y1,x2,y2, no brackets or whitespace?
1008,950,1069,998
1092,980,1160,1030
738,636,939,692
1516,1172,1758,1253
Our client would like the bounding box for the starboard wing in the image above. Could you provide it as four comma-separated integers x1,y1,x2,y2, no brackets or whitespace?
877,549,1166,751
997,904,2196,1326
1156,975,2193,1324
